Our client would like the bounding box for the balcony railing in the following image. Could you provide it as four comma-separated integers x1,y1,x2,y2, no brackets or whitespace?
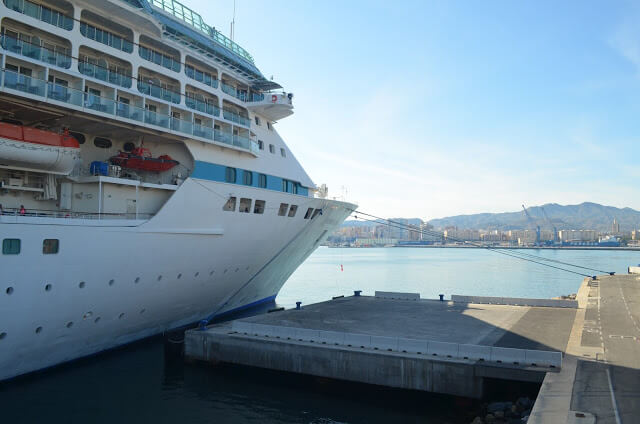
80,22,133,54
248,93,265,102
185,65,218,89
1,35,71,69
4,0,74,31
185,97,220,117
222,108,250,127
0,69,258,153
137,80,181,104
79,62,132,89
139,46,180,73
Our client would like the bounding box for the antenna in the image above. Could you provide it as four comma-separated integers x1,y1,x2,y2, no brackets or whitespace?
230,0,236,41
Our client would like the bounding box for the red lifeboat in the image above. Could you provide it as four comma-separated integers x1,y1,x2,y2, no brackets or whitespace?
109,147,179,172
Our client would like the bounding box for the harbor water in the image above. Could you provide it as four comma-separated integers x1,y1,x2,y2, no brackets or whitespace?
1,247,637,423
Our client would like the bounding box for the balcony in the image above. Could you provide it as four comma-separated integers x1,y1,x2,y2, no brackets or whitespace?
3,0,74,31
222,108,250,127
80,22,133,54
139,45,180,73
0,69,258,155
185,97,219,117
79,62,132,89
1,35,71,69
185,64,218,89
137,80,181,104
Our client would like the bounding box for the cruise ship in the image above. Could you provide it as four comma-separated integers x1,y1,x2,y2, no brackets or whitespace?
0,0,354,381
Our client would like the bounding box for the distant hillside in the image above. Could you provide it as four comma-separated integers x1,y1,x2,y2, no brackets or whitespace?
427,202,640,232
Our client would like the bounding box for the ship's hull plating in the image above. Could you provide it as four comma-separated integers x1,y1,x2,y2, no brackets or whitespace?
0,178,354,381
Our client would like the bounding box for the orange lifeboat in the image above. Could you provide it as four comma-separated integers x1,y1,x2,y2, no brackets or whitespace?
0,122,80,174
109,147,179,172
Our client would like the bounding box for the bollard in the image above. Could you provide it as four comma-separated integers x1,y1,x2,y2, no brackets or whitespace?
439,294,444,302
296,301,302,310
354,290,362,297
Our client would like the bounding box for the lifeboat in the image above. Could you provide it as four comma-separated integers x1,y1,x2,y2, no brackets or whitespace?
109,147,179,172
0,122,80,175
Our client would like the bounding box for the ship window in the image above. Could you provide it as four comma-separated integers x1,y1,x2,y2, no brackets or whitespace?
223,197,236,211
43,239,59,254
254,200,265,214
288,205,298,217
269,144,275,154
304,208,313,219
69,131,85,144
258,173,267,188
280,148,286,158
242,170,253,186
94,137,112,149
2,239,20,255
278,203,288,216
311,209,323,219
267,122,272,130
239,198,251,213
258,140,264,150
224,167,236,183
254,116,261,125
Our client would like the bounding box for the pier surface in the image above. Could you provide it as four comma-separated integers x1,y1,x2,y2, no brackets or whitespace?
186,292,575,399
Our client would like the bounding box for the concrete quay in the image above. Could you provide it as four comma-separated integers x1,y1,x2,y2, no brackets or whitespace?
185,291,576,399
530,274,640,424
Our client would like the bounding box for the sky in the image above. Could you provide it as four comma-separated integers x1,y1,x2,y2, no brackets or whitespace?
184,0,640,220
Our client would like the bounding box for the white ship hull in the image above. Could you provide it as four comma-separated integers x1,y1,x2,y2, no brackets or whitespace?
0,178,353,381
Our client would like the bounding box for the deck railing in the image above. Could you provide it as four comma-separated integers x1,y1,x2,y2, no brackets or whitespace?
0,35,71,69
1,68,259,153
3,0,74,31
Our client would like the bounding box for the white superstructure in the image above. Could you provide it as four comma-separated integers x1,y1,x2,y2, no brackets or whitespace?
0,0,354,381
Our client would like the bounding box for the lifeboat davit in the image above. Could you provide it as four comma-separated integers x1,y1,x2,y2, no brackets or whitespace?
0,122,80,175
109,147,179,172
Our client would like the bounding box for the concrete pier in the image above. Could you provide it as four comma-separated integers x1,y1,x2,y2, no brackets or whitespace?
185,293,575,399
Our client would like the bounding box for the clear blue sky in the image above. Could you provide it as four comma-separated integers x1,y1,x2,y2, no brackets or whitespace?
185,0,640,219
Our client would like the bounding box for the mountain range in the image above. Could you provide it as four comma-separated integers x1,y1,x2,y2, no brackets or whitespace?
342,203,640,232
427,203,640,232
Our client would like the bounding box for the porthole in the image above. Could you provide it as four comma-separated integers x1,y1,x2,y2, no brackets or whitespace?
83,311,93,319
177,273,182,279
194,272,199,277
79,281,86,288
35,326,42,334
245,266,250,271
45,284,52,291
157,275,162,281
135,277,140,283
66,322,73,328
209,270,214,276
0,332,6,340
94,317,101,323
93,137,112,149
140,309,146,314
6,287,13,295
108,279,114,286
235,268,239,273
118,313,125,319
224,269,228,274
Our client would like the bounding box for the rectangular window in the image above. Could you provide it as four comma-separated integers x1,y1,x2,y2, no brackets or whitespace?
281,179,287,192
2,238,20,255
269,144,275,154
258,173,267,188
225,167,236,183
304,207,313,219
254,116,261,125
311,209,323,219
242,170,253,186
239,198,251,213
280,148,286,157
43,239,59,254
288,205,298,217
253,200,265,214
258,140,264,150
278,203,288,216
267,122,272,130
223,196,236,211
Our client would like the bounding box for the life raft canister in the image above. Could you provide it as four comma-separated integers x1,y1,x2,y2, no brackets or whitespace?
271,94,277,103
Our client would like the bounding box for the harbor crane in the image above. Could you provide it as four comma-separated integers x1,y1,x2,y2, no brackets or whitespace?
540,206,559,243
522,204,541,245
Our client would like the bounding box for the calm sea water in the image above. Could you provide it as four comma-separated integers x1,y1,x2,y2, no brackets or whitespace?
1,247,637,424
